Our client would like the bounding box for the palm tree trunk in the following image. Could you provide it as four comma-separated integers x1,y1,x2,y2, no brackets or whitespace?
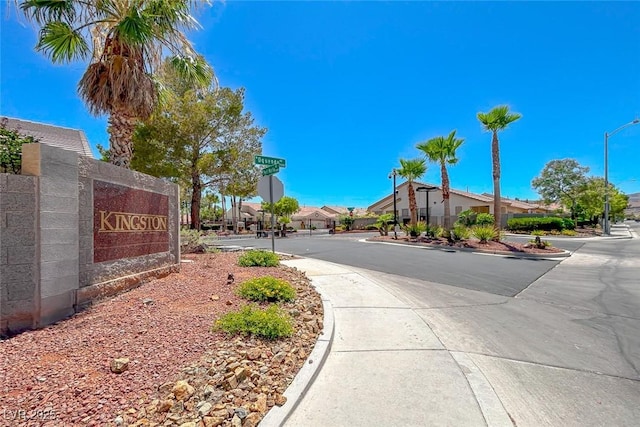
441,161,451,230
408,181,417,225
107,108,137,168
492,130,501,233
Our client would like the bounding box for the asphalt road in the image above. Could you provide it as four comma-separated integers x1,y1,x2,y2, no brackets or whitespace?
209,232,579,297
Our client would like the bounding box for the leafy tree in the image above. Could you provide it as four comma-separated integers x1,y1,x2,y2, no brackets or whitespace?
531,159,589,218
339,214,355,231
262,196,300,219
576,177,628,223
262,196,299,236
133,84,266,230
200,192,221,222
477,105,521,231
396,158,427,225
417,130,464,231
20,0,213,168
0,118,39,173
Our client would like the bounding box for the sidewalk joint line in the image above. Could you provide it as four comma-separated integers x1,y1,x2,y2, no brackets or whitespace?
459,351,640,383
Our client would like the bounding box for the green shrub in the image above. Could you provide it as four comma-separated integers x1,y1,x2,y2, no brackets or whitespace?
403,221,426,237
507,217,565,232
457,209,477,227
365,224,379,230
531,230,546,237
180,230,202,254
213,304,293,339
451,224,471,241
237,276,296,302
425,225,444,238
529,236,552,249
476,213,495,225
238,250,280,267
472,225,497,243
561,229,577,236
561,217,576,230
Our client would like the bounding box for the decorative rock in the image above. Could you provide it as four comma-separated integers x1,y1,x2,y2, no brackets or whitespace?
234,367,248,382
210,295,220,301
234,407,248,419
178,422,196,427
203,416,225,427
250,394,267,413
157,399,173,413
158,382,174,395
172,380,195,401
275,394,287,406
142,298,154,305
197,402,212,417
247,348,261,360
231,414,242,427
110,358,130,374
114,415,124,426
243,412,262,427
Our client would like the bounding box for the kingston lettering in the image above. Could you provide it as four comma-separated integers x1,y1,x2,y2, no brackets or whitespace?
98,211,167,232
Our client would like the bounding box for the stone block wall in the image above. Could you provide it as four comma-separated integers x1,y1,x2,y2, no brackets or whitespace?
1,144,180,336
0,173,38,333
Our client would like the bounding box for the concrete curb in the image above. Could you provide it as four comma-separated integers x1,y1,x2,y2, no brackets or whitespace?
362,238,571,259
260,286,335,427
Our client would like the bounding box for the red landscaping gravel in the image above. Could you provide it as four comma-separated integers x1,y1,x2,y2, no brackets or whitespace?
0,252,322,427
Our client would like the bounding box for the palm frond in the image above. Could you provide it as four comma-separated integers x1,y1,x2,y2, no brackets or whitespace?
20,0,76,25
169,54,215,89
36,21,89,63
113,6,154,45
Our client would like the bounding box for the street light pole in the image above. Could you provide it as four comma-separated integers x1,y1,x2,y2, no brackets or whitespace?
416,186,437,230
389,169,398,239
604,118,639,235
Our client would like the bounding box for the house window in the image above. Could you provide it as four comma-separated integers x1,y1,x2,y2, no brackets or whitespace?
401,208,409,218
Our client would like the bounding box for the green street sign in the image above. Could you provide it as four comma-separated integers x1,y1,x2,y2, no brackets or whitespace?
255,155,286,167
262,164,280,176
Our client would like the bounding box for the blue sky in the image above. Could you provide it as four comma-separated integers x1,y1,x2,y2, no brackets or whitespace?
1,1,639,208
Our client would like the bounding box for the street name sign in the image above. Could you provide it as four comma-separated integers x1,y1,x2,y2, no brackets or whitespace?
262,164,280,176
255,155,286,167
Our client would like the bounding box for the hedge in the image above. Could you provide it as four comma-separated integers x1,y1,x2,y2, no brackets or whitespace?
507,217,567,232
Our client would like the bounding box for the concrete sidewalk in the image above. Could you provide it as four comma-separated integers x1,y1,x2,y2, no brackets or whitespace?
259,224,639,426
261,259,512,427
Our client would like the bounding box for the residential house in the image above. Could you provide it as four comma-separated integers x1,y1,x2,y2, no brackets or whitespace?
367,181,552,227
3,117,94,158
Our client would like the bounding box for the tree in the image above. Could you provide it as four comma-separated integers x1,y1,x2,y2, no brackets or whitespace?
133,85,266,230
0,118,39,173
200,192,221,222
396,158,427,225
531,159,589,218
417,130,464,231
576,177,628,224
477,105,521,231
262,196,299,237
20,0,213,168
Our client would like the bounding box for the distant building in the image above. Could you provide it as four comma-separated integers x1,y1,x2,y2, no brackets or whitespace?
2,117,94,158
367,181,552,227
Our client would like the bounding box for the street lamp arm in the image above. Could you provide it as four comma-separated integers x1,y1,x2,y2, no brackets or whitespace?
607,119,640,138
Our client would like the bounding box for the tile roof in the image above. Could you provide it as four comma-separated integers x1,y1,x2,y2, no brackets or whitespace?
2,117,94,158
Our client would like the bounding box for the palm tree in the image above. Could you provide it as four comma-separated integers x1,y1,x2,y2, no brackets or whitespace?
397,158,427,225
477,105,521,231
20,0,214,168
417,130,464,231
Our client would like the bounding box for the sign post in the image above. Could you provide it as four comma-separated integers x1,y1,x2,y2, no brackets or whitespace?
255,155,286,253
